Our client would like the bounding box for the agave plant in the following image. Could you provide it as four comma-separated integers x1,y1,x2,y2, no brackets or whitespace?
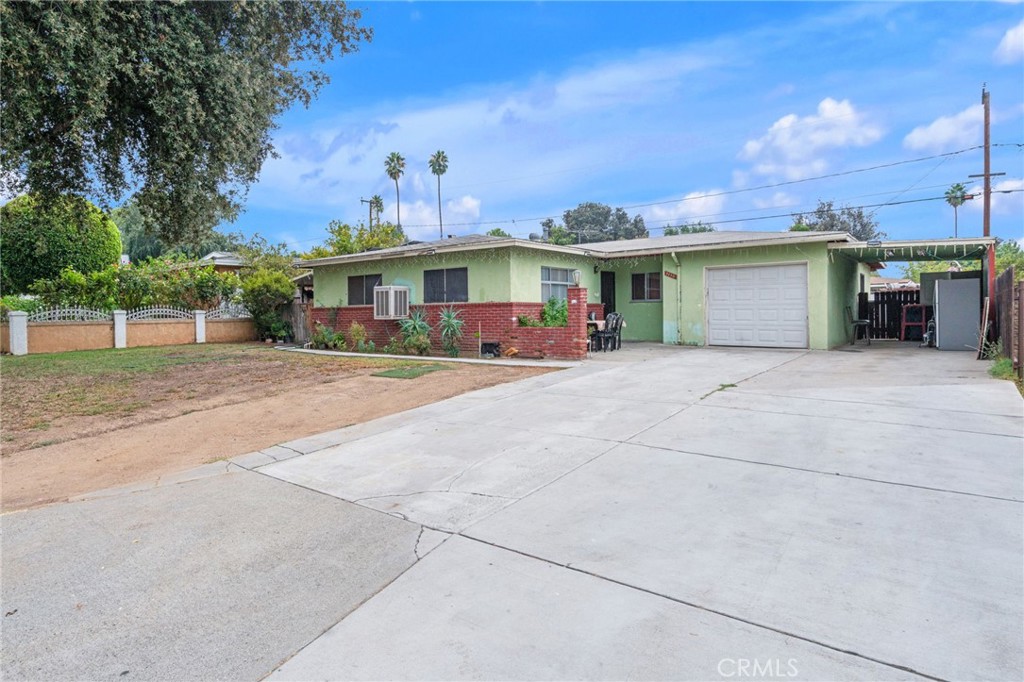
438,305,464,357
398,307,431,343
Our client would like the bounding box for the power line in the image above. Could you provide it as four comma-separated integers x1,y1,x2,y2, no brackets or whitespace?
399,145,998,229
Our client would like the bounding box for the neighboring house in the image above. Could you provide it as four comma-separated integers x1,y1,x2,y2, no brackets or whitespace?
198,251,245,274
870,276,919,293
298,231,993,358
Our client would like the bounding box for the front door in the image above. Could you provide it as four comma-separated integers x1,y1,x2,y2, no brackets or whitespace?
600,271,616,315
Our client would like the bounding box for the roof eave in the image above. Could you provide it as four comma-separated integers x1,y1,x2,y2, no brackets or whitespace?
295,238,589,268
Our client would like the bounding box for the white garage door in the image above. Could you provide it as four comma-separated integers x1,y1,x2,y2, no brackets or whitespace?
707,264,808,348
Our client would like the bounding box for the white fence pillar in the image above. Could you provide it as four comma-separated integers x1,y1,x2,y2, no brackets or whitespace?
113,310,127,349
194,310,206,343
8,311,28,356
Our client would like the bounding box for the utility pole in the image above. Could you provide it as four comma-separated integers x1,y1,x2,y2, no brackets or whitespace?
360,198,373,228
968,86,1004,304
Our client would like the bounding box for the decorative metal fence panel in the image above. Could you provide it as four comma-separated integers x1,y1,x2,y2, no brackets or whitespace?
206,304,252,320
27,307,112,322
127,306,194,321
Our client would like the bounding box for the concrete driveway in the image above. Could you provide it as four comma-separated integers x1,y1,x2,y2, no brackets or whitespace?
3,344,1022,681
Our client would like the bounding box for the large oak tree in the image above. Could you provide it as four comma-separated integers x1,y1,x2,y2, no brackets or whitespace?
1,0,371,244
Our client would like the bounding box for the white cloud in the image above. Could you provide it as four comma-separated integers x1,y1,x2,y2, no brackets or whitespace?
903,105,983,152
752,191,799,210
447,195,481,219
737,98,883,180
250,40,724,237
646,190,726,224
995,20,1024,63
964,178,1024,216
379,194,483,241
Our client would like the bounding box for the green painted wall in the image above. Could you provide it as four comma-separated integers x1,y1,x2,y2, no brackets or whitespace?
826,254,869,348
313,250,513,307
507,247,600,302
593,256,664,341
661,242,834,350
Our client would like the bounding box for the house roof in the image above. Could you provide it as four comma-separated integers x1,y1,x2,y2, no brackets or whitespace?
199,251,245,267
297,230,857,268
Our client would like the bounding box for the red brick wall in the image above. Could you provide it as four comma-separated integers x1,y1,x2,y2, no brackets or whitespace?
310,287,592,360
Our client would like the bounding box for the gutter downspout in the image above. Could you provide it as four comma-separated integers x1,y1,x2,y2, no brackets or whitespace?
670,252,682,345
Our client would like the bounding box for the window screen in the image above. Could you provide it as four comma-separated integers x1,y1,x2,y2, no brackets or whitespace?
348,274,382,305
423,268,468,303
631,272,661,301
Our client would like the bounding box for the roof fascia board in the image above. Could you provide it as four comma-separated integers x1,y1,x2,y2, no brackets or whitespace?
593,233,851,260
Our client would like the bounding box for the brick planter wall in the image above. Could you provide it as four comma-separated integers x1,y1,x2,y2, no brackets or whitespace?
311,287,593,360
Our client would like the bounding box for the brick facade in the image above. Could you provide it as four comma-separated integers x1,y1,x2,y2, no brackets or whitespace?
310,287,600,360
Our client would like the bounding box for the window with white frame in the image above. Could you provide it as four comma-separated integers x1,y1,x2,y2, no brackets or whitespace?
631,272,661,301
541,266,571,301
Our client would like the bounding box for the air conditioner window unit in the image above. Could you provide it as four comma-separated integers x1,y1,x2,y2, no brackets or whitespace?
374,285,410,320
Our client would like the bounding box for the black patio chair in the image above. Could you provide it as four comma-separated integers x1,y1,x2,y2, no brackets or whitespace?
846,306,870,345
593,312,623,352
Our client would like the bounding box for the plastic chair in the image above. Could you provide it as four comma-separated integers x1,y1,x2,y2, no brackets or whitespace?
846,306,870,345
593,312,622,351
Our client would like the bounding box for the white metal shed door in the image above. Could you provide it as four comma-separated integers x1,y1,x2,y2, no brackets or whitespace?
707,264,808,348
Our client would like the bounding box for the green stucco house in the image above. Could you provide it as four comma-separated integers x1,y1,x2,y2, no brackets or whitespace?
302,230,876,359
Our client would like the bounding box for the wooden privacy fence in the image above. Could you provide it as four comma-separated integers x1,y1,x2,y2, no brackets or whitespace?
1,305,255,356
858,290,922,340
992,266,1022,381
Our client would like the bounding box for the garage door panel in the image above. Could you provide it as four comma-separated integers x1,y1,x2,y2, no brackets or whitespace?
707,264,808,349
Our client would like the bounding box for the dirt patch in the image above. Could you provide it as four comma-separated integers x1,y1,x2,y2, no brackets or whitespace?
1,345,554,512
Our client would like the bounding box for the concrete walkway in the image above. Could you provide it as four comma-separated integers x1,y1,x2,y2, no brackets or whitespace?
2,343,1021,680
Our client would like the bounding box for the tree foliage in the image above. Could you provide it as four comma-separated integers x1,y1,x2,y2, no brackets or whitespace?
663,221,716,236
944,183,969,237
428,150,449,238
541,202,647,245
1,1,371,245
385,152,406,228
1,194,122,293
485,228,512,238
113,199,243,263
302,220,405,259
790,200,884,241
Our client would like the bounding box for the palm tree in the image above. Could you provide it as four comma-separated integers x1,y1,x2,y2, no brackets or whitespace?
384,152,406,228
428,150,449,238
945,183,967,238
370,194,383,227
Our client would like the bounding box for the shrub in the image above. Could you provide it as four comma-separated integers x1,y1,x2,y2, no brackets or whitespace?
518,314,542,327
404,333,431,356
540,297,568,327
310,323,344,350
26,260,236,311
240,268,293,339
1,194,122,293
0,295,43,319
381,336,403,355
347,320,367,350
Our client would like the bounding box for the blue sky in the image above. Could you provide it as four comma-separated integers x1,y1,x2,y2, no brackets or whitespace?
227,1,1024,256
